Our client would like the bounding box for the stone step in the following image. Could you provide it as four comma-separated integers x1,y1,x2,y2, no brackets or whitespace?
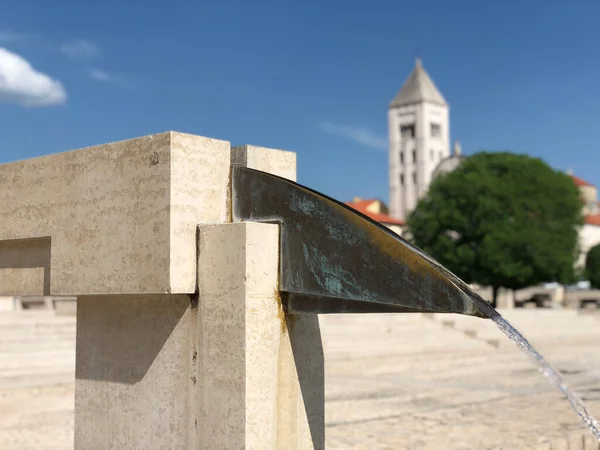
0,367,74,390
0,330,76,340
0,312,77,390
0,351,75,370
0,340,75,353
442,309,594,320
0,346,75,357
325,339,490,361
0,322,76,331
0,320,77,329
0,313,75,322
498,308,580,316
0,309,58,317
0,328,75,338
465,326,600,344
0,320,76,328
321,324,446,338
444,317,599,333
323,327,480,343
0,325,76,333
0,333,75,347
0,364,75,380
320,313,429,324
430,315,600,343
323,320,451,333
323,331,475,344
0,325,75,334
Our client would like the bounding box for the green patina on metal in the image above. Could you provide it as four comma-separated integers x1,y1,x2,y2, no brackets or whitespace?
230,165,496,319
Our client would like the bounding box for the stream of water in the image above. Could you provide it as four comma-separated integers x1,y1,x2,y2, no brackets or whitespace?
492,315,600,440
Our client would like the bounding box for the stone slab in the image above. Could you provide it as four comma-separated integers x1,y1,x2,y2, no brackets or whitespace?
0,132,230,296
232,144,296,181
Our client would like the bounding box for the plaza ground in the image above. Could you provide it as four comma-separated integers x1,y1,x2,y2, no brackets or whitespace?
1,309,599,449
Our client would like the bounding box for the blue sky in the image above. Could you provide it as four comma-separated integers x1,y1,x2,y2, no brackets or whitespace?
0,0,599,203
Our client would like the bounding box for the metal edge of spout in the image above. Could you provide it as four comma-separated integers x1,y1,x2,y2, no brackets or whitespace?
230,165,499,320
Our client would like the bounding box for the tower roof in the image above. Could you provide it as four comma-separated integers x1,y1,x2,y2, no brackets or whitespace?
390,58,447,108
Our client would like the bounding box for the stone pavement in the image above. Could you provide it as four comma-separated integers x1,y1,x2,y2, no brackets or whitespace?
0,311,75,390
0,385,73,450
1,309,599,449
322,311,600,449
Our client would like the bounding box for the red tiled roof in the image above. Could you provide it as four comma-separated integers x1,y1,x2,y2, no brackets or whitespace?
362,211,405,225
571,175,594,187
345,200,405,226
348,199,378,210
585,215,600,226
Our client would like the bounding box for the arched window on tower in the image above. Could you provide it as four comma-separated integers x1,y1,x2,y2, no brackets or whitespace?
412,172,417,184
412,150,416,163
400,151,404,164
400,174,404,185
400,124,415,138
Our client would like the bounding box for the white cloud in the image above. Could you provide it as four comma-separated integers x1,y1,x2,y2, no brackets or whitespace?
0,47,66,107
90,68,112,82
318,122,387,151
60,40,98,58
88,69,136,91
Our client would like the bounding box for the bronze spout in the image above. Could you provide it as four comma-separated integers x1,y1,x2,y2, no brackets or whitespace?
231,165,498,319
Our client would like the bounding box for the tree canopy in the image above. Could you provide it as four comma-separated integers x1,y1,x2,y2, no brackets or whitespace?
585,243,600,289
407,152,583,306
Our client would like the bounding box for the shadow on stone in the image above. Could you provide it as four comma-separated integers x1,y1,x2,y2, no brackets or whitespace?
75,294,190,384
0,237,51,296
287,314,325,449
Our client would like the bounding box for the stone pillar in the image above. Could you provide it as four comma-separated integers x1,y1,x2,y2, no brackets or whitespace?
227,143,324,449
196,222,324,449
496,288,515,309
552,285,566,309
0,296,16,312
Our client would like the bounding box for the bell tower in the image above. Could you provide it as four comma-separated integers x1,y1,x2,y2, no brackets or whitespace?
388,58,450,220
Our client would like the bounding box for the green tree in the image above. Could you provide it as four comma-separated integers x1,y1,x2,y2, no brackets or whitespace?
407,152,583,307
585,243,600,289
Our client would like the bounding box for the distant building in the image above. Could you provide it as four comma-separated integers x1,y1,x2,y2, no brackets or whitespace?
388,58,450,221
570,172,600,216
571,173,600,267
348,58,600,269
431,140,465,180
344,198,404,237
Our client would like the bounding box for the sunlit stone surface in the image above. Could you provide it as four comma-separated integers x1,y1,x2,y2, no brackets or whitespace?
1,309,599,449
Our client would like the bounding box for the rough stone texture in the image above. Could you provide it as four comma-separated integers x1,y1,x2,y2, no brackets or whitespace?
0,238,50,296
0,132,230,296
63,136,323,449
74,294,195,449
73,224,324,449
197,223,325,449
